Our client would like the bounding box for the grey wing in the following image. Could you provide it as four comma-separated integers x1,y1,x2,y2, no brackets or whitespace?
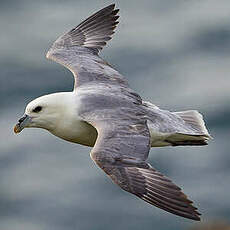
46,4,127,89
80,101,201,221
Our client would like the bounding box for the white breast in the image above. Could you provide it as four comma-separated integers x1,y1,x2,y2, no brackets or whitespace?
50,118,97,147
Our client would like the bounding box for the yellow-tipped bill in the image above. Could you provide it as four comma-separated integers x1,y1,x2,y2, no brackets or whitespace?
14,123,22,134
13,114,31,134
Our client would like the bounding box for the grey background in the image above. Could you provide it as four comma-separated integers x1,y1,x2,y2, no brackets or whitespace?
1,0,230,229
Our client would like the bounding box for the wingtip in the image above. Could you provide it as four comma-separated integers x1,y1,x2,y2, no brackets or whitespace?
107,3,116,9
192,212,201,221
50,3,120,52
129,167,203,221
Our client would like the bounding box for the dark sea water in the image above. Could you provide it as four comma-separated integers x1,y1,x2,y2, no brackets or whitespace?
1,1,230,229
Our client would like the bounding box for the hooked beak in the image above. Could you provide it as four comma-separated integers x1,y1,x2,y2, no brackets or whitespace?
14,114,32,134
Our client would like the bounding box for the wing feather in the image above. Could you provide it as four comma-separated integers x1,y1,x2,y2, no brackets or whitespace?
49,4,119,51
120,166,200,220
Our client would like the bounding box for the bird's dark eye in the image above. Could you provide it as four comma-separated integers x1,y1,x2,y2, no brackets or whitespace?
33,106,42,113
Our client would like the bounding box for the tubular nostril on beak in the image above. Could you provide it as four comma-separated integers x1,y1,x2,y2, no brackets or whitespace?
18,117,24,123
18,114,28,123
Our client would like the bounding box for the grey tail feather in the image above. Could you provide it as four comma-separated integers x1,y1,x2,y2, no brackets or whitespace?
173,110,211,137
167,110,211,146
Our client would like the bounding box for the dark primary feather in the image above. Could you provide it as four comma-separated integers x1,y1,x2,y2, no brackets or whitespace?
132,167,201,221
50,4,119,52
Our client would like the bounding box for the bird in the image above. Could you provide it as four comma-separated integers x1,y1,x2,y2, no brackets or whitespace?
14,4,211,221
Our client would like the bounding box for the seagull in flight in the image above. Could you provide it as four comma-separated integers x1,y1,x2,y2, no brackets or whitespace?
14,4,211,221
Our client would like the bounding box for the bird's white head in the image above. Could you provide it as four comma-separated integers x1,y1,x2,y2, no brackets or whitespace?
14,92,75,133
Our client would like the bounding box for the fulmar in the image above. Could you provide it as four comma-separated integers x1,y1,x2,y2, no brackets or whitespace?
14,4,211,221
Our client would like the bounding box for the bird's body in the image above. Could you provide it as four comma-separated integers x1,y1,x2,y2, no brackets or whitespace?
27,91,209,148
14,4,211,221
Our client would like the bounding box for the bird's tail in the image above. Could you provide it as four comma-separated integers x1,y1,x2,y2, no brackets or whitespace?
166,110,211,146
143,101,211,147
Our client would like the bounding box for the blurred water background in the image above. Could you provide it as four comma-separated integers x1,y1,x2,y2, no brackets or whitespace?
1,0,230,229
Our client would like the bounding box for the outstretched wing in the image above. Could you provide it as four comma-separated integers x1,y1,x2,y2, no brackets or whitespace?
46,4,127,89
79,93,201,221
